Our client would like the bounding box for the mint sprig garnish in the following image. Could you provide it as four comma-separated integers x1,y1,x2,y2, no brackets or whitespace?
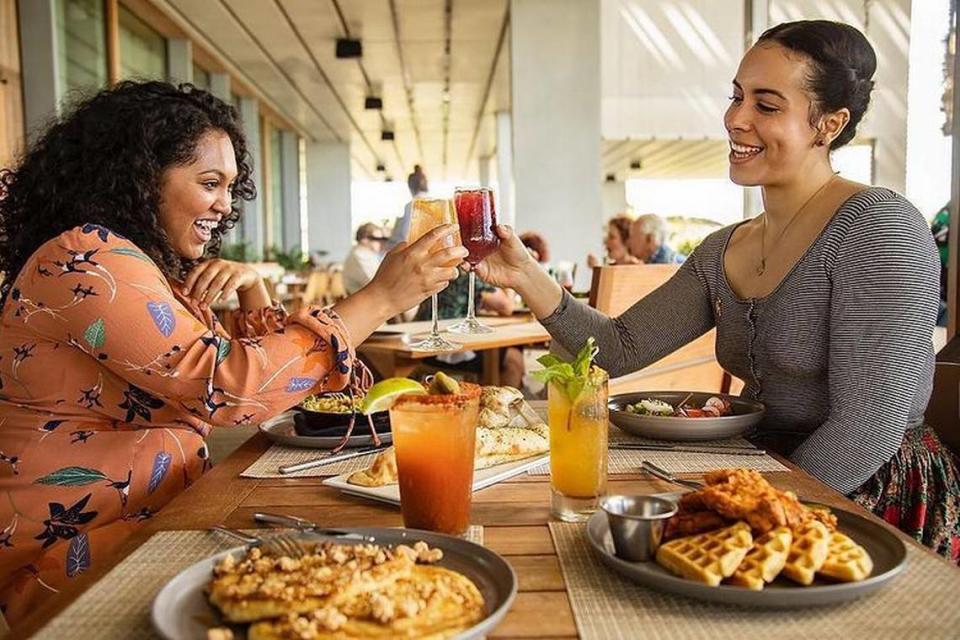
532,337,600,402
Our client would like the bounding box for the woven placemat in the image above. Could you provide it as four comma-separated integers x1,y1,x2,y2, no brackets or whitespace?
527,432,787,475
241,445,380,478
35,526,484,639
549,522,960,639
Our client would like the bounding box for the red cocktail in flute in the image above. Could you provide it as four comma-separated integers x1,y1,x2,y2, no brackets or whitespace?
449,188,500,334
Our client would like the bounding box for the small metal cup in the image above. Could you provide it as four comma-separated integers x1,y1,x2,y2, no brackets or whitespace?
600,495,677,562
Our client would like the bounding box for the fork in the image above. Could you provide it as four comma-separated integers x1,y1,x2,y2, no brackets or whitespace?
210,526,308,559
639,460,704,490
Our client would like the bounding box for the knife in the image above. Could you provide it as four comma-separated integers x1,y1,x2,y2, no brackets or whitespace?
278,444,384,475
610,443,766,456
253,512,375,543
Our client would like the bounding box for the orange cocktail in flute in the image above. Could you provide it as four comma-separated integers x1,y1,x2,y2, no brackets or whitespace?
389,380,481,535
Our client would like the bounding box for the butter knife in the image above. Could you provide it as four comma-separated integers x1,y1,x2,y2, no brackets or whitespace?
278,445,384,475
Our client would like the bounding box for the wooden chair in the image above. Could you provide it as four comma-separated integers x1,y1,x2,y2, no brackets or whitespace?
327,269,347,303
301,270,331,307
926,361,960,455
587,264,729,396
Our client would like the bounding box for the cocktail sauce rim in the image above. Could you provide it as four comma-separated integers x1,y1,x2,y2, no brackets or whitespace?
392,381,482,409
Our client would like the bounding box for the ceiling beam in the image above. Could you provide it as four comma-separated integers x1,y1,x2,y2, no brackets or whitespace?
389,0,425,164
463,2,509,175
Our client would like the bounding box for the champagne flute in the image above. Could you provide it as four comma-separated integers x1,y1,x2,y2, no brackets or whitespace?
448,188,500,335
406,197,461,351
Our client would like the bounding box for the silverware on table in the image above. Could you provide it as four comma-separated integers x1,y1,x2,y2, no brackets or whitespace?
254,512,375,543
610,442,766,456
209,525,308,558
639,460,704,490
278,444,384,475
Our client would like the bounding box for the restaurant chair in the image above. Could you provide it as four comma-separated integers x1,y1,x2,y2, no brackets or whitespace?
327,268,347,303
587,264,730,396
301,270,331,307
926,361,960,455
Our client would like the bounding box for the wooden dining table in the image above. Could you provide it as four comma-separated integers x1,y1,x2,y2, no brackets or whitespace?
359,316,551,385
16,405,957,639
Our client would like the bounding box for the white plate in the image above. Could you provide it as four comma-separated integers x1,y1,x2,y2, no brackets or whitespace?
152,528,518,640
323,454,549,505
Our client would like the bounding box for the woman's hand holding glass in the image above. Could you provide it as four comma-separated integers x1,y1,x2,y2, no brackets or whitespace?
366,224,468,318
473,224,564,320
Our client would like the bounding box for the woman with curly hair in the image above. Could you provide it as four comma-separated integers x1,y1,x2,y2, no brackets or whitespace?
0,81,465,621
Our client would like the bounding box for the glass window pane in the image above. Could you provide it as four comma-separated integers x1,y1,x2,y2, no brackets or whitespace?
55,0,107,99
192,63,210,90
270,128,284,250
118,6,167,81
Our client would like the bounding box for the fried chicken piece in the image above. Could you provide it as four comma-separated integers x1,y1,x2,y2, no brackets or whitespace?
663,510,730,541
696,469,788,533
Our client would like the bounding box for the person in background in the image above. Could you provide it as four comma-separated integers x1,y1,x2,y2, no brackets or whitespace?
519,232,550,264
931,203,949,327
414,271,524,388
342,222,387,295
629,214,686,264
587,214,638,267
387,165,430,250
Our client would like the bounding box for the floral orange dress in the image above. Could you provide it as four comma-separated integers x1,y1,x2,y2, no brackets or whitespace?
0,224,356,623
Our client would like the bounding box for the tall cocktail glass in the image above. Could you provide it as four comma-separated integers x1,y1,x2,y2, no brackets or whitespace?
448,188,499,334
407,197,461,351
548,369,609,521
389,383,481,535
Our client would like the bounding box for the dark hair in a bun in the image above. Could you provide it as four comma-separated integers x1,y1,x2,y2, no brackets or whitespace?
758,20,876,149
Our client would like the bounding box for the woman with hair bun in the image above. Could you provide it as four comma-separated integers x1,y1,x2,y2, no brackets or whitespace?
0,81,466,620
478,21,960,561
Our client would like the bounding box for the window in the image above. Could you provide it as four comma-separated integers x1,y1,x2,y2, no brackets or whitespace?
269,127,284,250
191,63,210,90
118,5,167,81
55,0,107,98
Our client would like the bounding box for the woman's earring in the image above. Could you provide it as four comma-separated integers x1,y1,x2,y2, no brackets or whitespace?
815,136,827,147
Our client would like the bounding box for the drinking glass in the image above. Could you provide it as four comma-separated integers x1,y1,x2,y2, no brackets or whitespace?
548,370,609,521
389,383,481,535
406,197,461,351
448,188,500,334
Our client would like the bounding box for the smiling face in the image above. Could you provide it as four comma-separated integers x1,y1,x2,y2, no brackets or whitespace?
724,43,826,188
157,130,237,260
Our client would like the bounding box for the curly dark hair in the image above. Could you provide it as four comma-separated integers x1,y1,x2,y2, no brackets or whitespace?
0,80,256,300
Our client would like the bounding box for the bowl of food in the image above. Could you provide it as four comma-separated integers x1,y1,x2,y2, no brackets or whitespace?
608,391,765,441
295,393,391,438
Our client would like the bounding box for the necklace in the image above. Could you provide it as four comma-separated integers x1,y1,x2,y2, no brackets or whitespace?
757,173,838,276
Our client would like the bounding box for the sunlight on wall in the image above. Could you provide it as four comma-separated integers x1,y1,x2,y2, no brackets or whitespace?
624,178,743,225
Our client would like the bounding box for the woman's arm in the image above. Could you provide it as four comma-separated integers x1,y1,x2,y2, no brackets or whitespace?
476,225,716,377
790,197,940,493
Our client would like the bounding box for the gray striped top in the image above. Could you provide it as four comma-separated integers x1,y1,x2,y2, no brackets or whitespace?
541,187,940,493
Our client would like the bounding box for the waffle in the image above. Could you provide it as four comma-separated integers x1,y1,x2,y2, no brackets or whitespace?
819,531,874,582
726,526,793,590
655,522,753,586
781,520,830,585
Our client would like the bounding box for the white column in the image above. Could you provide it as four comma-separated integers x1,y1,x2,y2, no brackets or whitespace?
18,0,61,144
237,97,263,257
166,38,192,85
305,142,352,264
494,110,514,227
280,131,302,252
209,73,231,101
511,0,601,288
477,154,492,188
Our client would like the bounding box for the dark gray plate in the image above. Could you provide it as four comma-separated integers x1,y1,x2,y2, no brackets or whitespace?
152,527,517,639
585,506,906,608
259,411,392,449
608,391,765,442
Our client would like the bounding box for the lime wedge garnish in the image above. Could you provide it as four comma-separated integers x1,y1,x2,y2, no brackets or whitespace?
359,378,427,414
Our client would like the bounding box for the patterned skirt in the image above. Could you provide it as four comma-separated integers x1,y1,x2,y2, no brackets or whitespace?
849,425,960,564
